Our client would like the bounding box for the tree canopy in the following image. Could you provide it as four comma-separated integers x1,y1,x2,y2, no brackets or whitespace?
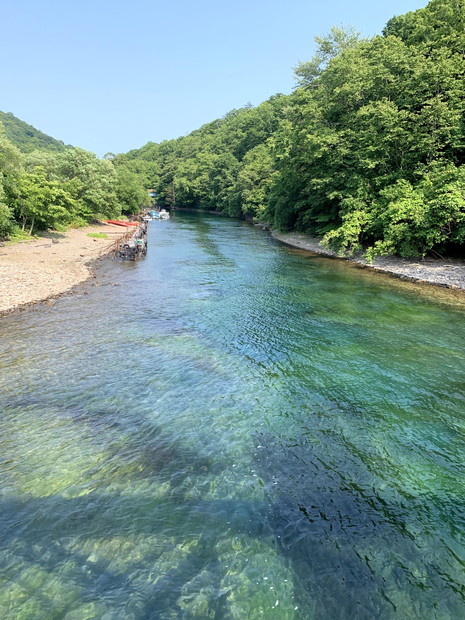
3,0,465,258
0,124,150,238
126,94,290,219
126,0,465,259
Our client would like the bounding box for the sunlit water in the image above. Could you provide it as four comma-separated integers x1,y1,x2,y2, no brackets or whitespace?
1,213,465,619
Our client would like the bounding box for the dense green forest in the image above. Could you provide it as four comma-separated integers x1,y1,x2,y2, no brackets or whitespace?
127,0,465,259
2,0,464,258
0,111,72,153
0,119,150,237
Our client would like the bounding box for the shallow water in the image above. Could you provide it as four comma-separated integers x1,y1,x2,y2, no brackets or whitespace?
1,212,465,619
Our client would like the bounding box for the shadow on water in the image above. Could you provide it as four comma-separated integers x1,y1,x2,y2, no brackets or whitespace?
0,443,239,618
0,465,263,619
1,397,221,490
3,408,464,618
0,494,238,619
190,216,236,268
251,430,465,619
4,423,464,620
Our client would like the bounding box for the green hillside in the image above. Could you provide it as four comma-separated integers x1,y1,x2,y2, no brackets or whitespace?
0,111,72,153
0,115,149,238
126,0,465,260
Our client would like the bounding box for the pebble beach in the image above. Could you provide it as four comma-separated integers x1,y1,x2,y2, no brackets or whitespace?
0,224,125,315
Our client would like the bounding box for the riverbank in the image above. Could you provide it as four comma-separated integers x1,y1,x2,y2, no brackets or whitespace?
2,221,465,318
272,231,465,292
0,224,126,315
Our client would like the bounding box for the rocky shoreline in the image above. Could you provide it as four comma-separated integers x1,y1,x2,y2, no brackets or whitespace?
271,231,465,292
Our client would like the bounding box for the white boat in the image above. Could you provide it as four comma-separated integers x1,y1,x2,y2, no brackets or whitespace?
159,209,170,220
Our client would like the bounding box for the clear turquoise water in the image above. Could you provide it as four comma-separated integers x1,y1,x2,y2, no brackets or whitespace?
1,212,465,619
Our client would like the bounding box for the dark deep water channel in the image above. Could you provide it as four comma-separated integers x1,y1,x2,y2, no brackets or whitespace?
1,212,465,619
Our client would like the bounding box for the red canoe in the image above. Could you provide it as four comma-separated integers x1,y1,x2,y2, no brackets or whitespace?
104,220,139,227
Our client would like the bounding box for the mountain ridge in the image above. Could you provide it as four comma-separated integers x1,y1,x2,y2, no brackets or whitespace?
0,111,72,153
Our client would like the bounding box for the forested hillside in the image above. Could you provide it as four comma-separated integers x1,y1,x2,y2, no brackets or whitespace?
127,0,465,259
125,95,289,219
0,123,150,238
0,111,71,153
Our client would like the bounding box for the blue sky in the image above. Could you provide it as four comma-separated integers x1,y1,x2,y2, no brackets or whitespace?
1,0,427,156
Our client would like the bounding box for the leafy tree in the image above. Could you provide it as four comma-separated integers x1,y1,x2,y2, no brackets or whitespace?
114,164,151,214
0,116,149,236
0,175,12,237
294,26,361,87
0,123,22,236
363,162,465,258
53,148,120,222
268,0,465,257
23,149,61,177
16,167,75,234
127,95,289,216
226,142,277,218
121,0,465,259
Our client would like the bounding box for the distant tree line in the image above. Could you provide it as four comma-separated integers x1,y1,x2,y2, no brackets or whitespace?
126,0,465,259
0,124,150,238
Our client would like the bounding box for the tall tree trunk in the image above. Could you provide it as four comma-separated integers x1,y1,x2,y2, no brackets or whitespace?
29,216,35,236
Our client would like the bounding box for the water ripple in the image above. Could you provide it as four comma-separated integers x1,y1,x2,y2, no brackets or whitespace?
0,213,465,618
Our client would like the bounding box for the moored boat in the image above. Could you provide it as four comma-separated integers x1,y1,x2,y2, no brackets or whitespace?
105,220,138,227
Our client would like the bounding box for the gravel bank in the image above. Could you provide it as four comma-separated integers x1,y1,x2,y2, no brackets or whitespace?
272,231,465,292
0,224,126,315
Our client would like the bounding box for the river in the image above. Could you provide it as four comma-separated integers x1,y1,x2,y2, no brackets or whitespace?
1,212,465,619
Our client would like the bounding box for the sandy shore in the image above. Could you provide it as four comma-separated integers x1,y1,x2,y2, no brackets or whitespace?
272,231,465,292
0,224,126,315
